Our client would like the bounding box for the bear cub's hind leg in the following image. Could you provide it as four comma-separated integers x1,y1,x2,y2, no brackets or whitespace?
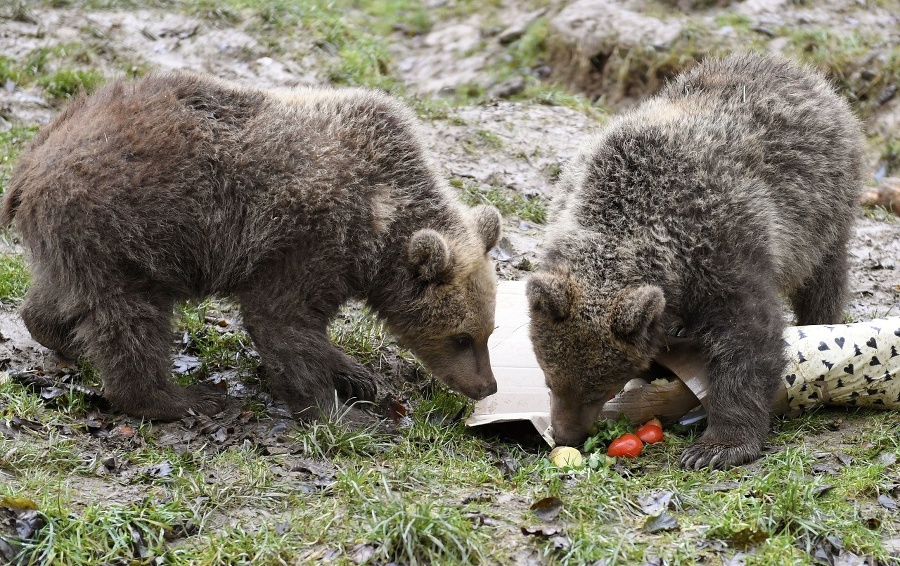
20,277,81,360
789,244,850,326
76,293,225,420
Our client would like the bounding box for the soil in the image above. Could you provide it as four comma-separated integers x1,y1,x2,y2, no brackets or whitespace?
0,0,899,561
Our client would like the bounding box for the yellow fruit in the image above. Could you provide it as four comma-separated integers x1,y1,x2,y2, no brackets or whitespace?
549,446,583,468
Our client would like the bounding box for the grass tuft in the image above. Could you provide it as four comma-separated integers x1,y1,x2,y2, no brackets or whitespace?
38,68,105,99
329,35,401,93
185,0,242,24
15,498,197,564
327,306,393,369
457,180,547,224
177,302,261,381
0,126,39,194
290,401,393,459
0,255,30,304
362,482,489,565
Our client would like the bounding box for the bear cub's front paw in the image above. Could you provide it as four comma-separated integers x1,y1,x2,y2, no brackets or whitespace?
680,440,763,470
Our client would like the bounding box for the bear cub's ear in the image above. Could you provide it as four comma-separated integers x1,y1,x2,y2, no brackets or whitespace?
610,285,665,341
473,205,501,253
408,229,452,283
527,271,575,322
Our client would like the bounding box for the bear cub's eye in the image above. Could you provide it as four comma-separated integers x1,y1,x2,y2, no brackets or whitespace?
453,334,473,351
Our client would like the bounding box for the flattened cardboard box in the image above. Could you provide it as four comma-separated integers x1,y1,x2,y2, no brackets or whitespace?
466,281,900,446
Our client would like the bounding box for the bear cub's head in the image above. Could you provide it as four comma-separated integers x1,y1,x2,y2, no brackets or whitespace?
527,268,666,447
383,204,502,401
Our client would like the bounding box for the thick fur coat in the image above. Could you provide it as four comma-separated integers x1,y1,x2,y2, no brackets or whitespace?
2,73,501,420
527,53,864,468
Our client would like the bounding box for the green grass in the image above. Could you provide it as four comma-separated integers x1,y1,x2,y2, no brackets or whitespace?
0,126,39,195
4,0,38,22
328,35,399,92
186,0,430,36
475,129,504,149
290,402,394,459
1,426,284,564
542,413,897,564
0,374,47,421
1,43,108,102
784,28,900,116
435,15,607,118
344,0,432,37
0,290,408,414
5,0,410,101
361,487,490,565
714,12,752,30
33,0,174,8
7,0,602,118
174,0,410,93
410,96,457,121
184,0,242,23
510,17,550,70
523,84,602,114
280,0,410,94
30,500,194,564
2,363,898,564
455,179,548,224
37,68,105,99
327,306,400,370
177,302,261,381
536,16,717,102
786,28,875,74
0,56,28,85
0,255,29,304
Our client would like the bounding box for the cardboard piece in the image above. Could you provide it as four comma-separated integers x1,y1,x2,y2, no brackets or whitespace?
466,281,900,446
467,281,555,444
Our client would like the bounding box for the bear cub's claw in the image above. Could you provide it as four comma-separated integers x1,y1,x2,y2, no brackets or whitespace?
679,441,762,470
334,363,377,403
183,384,229,416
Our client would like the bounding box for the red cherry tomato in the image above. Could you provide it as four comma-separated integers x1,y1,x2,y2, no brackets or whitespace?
644,418,662,429
607,433,644,458
636,424,664,444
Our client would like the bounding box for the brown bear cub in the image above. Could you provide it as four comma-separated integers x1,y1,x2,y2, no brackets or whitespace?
527,53,864,469
2,73,502,421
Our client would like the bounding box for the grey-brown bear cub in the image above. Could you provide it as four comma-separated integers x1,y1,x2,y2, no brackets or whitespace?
2,73,502,421
527,53,864,469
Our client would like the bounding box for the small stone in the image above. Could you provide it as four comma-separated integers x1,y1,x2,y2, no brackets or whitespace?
878,84,897,105
487,76,526,100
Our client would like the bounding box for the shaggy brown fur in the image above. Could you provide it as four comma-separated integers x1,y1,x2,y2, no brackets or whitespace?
528,53,864,469
2,73,501,421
